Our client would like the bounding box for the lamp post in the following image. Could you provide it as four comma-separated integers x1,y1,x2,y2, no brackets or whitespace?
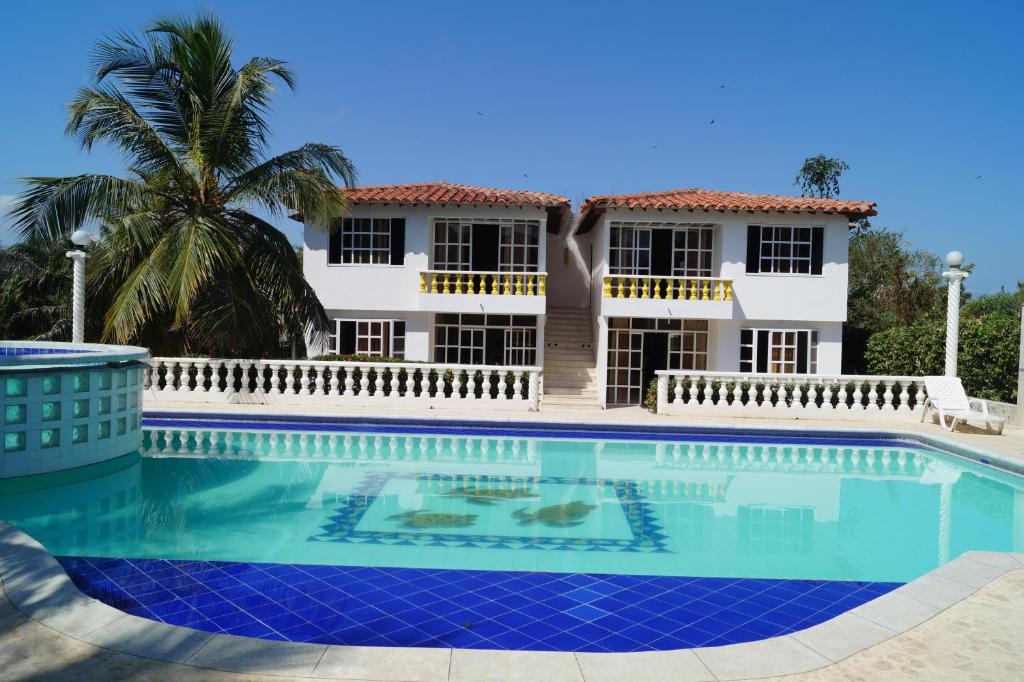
941,250,968,377
66,229,91,344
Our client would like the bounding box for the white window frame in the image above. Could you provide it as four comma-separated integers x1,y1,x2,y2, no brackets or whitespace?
432,218,541,273
758,225,814,275
433,219,472,271
608,224,651,275
739,328,818,374
672,226,715,278
607,328,644,405
328,319,405,358
666,320,710,371
432,314,538,365
503,327,537,365
330,218,394,265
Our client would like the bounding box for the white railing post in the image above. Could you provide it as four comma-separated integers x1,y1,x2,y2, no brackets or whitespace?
528,371,540,411
656,374,668,414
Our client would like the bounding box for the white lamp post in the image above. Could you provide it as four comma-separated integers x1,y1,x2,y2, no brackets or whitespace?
941,250,968,377
66,229,91,344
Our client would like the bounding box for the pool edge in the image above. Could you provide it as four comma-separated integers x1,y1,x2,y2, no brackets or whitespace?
3,521,1022,681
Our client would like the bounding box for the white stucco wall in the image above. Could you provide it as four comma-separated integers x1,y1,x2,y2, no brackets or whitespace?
590,208,850,323
303,204,549,313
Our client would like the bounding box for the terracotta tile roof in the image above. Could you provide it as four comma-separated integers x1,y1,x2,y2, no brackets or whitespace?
578,188,876,232
342,182,570,208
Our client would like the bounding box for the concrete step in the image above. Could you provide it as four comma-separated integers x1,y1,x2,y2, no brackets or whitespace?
544,381,598,390
545,387,597,397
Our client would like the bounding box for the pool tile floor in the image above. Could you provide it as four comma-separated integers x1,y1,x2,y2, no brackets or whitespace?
58,557,899,652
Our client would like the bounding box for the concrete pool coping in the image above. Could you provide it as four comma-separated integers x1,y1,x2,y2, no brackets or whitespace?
2,522,1023,681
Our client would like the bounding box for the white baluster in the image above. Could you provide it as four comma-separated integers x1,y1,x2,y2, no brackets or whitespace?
314,363,326,396
731,380,743,407
497,371,508,400
358,366,371,397
837,382,849,410
373,366,385,397
343,366,355,396
852,381,864,410
867,380,880,411
512,371,523,401
299,364,312,395
420,368,432,398
881,380,895,411
481,370,492,400
405,369,416,399
897,381,911,412
389,368,400,398
822,381,833,410
792,382,803,409
451,369,463,400
673,375,684,403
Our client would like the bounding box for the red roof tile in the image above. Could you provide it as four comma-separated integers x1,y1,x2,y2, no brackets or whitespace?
579,188,876,224
342,182,570,208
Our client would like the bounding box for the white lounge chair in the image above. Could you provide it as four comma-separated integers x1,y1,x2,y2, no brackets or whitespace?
920,376,1005,434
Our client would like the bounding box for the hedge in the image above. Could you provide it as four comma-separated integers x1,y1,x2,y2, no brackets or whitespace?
865,315,1020,402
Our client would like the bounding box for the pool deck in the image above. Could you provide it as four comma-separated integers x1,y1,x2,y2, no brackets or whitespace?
2,404,1023,680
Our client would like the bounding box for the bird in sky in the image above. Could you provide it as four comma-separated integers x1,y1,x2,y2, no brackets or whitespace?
975,175,983,179
709,119,715,125
476,109,484,116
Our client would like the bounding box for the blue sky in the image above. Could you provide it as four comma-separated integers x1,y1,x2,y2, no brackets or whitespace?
1,0,1020,294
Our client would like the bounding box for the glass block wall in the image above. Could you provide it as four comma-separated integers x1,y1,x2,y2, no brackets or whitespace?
2,352,147,478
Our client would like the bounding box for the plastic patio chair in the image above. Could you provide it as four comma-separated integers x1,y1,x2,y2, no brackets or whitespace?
920,376,1006,435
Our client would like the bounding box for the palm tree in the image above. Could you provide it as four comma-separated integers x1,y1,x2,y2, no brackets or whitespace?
0,236,74,341
9,13,355,355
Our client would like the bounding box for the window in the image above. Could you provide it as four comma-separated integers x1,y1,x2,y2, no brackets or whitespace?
609,225,651,275
739,329,818,374
329,218,405,265
499,221,540,271
745,225,823,275
672,227,714,277
328,319,405,358
667,320,710,370
433,219,472,270
433,314,537,365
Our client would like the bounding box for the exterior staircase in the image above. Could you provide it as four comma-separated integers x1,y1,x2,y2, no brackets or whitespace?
543,307,599,409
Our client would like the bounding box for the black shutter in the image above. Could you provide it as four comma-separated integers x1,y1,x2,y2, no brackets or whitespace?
339,321,357,355
756,330,770,373
390,218,405,265
328,219,342,264
810,227,824,275
746,226,761,273
796,331,809,373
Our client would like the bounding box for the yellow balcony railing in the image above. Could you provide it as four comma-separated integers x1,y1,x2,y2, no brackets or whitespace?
603,275,733,301
420,270,547,296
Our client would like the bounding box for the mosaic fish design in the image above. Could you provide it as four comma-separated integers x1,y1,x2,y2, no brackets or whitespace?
387,510,479,529
443,485,539,505
512,501,597,527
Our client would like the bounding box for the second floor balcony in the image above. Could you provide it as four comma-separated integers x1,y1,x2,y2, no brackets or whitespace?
419,270,547,314
601,274,735,319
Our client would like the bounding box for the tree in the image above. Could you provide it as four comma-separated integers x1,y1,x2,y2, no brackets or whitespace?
843,229,947,373
0,236,73,341
794,155,849,199
9,13,355,356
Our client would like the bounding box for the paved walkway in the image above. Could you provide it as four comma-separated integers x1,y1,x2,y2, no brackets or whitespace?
3,569,1023,681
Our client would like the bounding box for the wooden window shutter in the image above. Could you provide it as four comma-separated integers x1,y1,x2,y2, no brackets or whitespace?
755,330,770,373
390,218,405,265
810,227,824,275
746,226,761,273
328,220,342,264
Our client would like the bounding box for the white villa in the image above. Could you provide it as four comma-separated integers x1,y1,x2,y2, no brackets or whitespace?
299,182,877,408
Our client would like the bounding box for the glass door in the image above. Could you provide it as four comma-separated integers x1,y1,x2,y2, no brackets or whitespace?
607,330,644,405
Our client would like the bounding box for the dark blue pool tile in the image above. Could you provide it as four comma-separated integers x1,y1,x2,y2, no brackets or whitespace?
58,556,901,653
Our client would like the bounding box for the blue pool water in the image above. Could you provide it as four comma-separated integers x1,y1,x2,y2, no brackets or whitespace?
3,417,1021,650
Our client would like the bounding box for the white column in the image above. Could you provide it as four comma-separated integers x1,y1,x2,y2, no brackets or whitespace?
1016,306,1024,428
941,251,968,377
65,250,88,343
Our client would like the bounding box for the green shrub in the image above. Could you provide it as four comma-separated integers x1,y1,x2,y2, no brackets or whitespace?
865,315,1020,402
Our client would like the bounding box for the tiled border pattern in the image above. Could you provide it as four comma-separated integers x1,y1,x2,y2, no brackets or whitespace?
310,472,670,553
57,555,898,652
142,411,1024,479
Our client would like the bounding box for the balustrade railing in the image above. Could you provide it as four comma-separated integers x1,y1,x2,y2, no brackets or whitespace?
145,358,542,411
420,270,546,296
655,371,926,418
603,275,733,301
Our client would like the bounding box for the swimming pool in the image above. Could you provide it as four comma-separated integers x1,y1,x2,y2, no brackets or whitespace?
3,415,1021,651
